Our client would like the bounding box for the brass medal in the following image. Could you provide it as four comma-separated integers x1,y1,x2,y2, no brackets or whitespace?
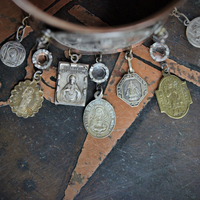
155,71,192,119
9,73,44,118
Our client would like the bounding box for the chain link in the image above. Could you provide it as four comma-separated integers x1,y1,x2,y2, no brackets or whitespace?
171,7,190,26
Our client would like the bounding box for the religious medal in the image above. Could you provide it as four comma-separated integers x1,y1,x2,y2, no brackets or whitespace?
172,7,200,48
150,28,192,119
83,54,116,138
155,63,192,119
0,17,27,67
117,50,148,107
55,52,89,106
9,71,44,118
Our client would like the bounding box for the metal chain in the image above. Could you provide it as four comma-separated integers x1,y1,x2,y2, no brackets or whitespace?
171,7,190,26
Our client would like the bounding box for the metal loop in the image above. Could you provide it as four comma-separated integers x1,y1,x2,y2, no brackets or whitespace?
22,15,30,27
160,62,169,72
125,51,133,60
16,25,25,42
70,54,79,63
172,7,190,26
33,71,42,83
94,85,103,99
95,53,103,63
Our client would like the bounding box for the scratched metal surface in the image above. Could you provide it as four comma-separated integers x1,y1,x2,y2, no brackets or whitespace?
75,81,200,200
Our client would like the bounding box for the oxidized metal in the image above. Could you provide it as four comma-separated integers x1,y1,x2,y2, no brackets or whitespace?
186,17,200,48
89,63,109,84
32,49,53,69
55,61,89,106
117,73,148,107
155,72,192,119
83,97,116,139
0,41,26,67
9,79,44,118
13,0,181,54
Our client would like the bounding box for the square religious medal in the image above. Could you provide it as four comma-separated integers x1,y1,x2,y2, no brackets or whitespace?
55,61,89,106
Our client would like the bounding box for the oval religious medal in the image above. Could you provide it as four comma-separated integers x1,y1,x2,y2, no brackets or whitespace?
0,41,26,67
9,80,44,118
155,72,192,119
186,17,200,48
83,98,116,139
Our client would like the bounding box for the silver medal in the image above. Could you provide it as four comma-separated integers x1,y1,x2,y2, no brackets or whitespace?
55,55,89,107
83,89,116,139
117,52,148,107
0,25,26,67
186,17,200,48
0,41,26,67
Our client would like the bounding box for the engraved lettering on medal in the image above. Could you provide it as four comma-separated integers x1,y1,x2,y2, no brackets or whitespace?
55,62,89,106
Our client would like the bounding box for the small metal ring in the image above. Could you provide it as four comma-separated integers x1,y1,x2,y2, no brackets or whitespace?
125,51,133,60
16,25,25,42
94,86,103,99
22,16,30,27
32,49,53,69
33,71,42,83
70,54,79,63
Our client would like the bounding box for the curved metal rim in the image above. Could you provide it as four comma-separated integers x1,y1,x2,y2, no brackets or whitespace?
13,0,182,34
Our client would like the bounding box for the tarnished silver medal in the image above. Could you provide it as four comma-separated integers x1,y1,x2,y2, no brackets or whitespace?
0,24,26,67
117,51,148,107
55,53,89,106
83,54,116,138
172,7,200,48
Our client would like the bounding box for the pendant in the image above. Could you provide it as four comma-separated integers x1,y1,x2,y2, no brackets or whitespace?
155,69,192,119
186,17,200,48
0,41,26,67
117,51,148,107
83,89,116,139
55,57,89,107
0,24,26,67
9,72,44,118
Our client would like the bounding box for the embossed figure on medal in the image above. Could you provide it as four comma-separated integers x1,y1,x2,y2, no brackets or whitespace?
117,48,148,107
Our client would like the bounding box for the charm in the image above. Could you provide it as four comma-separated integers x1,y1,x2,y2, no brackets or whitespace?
89,54,109,84
55,53,89,106
155,64,192,119
0,17,28,67
172,7,200,48
83,86,116,139
117,51,148,107
9,71,44,118
32,49,52,69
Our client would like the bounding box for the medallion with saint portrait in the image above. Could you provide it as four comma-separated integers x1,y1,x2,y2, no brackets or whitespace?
9,80,44,118
83,99,116,138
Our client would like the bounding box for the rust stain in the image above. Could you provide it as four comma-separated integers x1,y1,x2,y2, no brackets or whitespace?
68,5,109,27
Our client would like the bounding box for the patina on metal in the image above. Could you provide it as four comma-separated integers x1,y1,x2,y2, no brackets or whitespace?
117,51,148,107
9,71,44,118
155,64,192,119
0,24,26,67
13,0,182,54
83,89,116,139
172,7,200,48
55,58,89,107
